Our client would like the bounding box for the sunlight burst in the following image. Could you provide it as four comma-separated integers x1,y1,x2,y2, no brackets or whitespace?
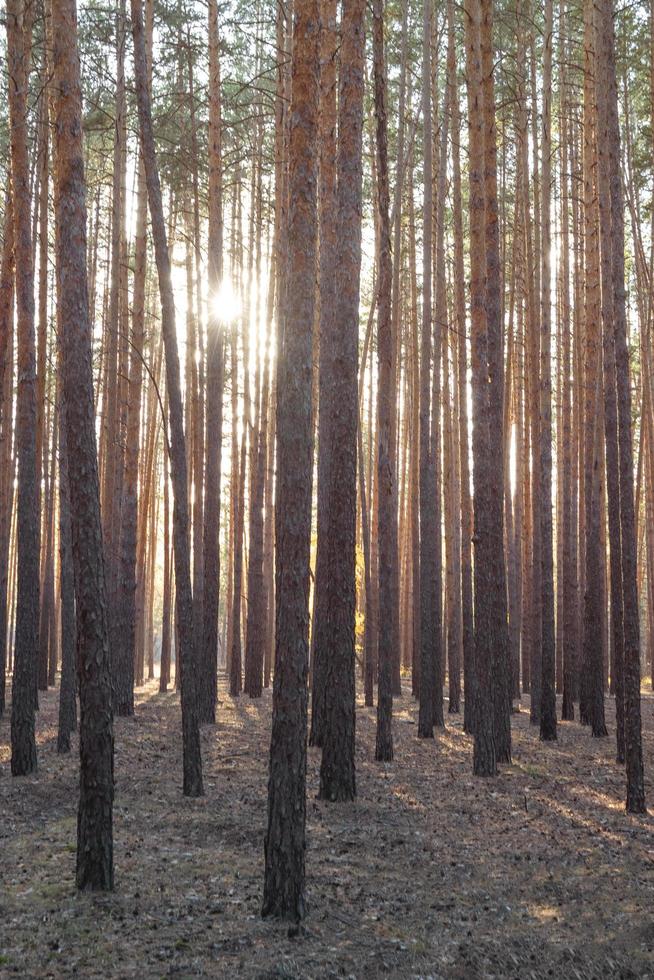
211,279,241,325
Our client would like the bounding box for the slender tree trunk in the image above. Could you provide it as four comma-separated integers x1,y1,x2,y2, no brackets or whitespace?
559,0,576,722
309,0,337,748
450,9,474,730
417,0,439,740
601,0,646,812
595,0,624,756
131,0,203,797
318,0,364,800
539,0,557,741
372,0,394,761
8,0,39,776
160,450,172,692
114,0,151,717
480,0,510,761
201,0,225,723
581,0,607,737
57,364,77,753
0,196,15,720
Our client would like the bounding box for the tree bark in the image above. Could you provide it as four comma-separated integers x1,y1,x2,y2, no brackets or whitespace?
539,0,557,741
372,0,394,762
318,0,365,800
8,0,39,776
262,0,319,920
52,0,114,888
201,0,226,723
601,0,646,812
465,0,496,775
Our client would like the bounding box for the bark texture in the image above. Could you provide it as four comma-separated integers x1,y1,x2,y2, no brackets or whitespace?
52,0,114,889
262,0,319,920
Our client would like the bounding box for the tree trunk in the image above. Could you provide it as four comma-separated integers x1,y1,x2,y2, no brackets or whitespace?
318,0,364,801
309,0,338,748
56,366,77,753
539,0,557,741
8,0,39,777
0,196,15,720
201,0,225,723
372,0,394,762
417,0,439,740
262,0,319,921
465,0,496,775
601,0,646,812
52,0,114,889
131,0,203,797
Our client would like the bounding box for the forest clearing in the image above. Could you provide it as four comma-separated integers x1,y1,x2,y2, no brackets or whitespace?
1,679,653,979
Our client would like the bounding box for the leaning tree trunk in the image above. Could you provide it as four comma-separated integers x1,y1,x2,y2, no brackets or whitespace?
131,0,203,797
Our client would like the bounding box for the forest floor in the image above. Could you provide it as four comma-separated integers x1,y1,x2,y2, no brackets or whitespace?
1,676,653,980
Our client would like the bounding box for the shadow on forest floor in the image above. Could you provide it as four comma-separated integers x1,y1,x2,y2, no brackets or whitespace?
1,674,653,979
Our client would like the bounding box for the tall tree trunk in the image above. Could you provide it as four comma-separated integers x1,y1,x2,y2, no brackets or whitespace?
309,0,337,748
8,0,39,776
559,0,576,722
262,0,319,920
0,196,15,720
580,0,607,737
539,0,557,741
480,0,510,762
318,0,364,801
52,0,114,889
595,0,623,756
601,0,646,812
465,0,496,775
372,0,394,761
103,0,127,640
201,0,225,723
131,0,203,797
390,0,409,698
417,0,439,739
450,5,474,731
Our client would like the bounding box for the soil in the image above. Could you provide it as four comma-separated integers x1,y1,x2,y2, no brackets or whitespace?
1,676,653,979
